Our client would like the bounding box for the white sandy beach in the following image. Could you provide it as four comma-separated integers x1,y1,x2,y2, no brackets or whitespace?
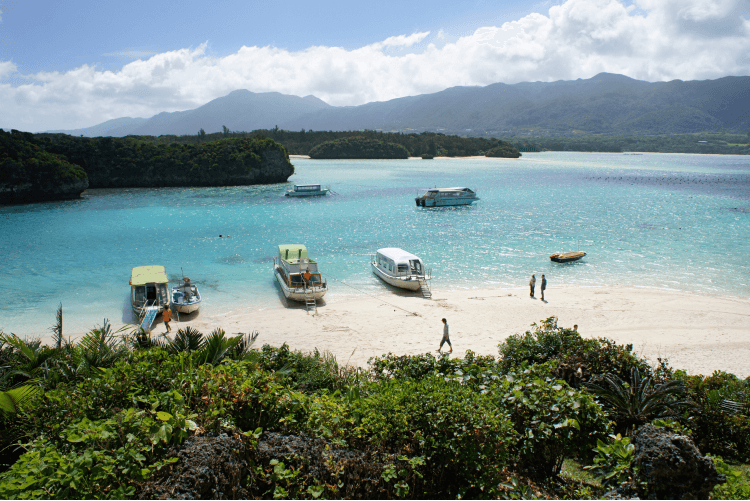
154,285,750,379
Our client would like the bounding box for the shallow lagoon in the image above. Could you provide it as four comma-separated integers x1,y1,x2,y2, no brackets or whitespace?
1,152,749,338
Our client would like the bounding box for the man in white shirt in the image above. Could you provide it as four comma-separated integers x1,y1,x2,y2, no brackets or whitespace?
438,317,452,353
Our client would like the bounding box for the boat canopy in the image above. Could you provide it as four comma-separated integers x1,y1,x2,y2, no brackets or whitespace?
278,244,318,264
130,266,168,286
376,248,422,264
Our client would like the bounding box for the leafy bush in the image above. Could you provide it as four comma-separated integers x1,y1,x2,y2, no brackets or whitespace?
367,350,496,383
587,367,692,435
498,317,650,385
257,343,358,394
585,434,638,488
681,371,750,461
711,457,750,500
492,364,612,479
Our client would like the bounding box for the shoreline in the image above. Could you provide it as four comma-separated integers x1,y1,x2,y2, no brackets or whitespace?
31,285,750,378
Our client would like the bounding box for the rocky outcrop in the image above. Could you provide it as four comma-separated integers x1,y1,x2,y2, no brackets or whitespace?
136,432,250,500
605,424,725,500
0,177,89,205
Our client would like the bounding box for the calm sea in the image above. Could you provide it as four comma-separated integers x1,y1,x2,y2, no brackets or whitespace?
1,153,749,338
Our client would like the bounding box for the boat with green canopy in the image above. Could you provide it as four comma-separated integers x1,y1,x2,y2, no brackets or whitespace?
273,245,327,304
130,265,170,327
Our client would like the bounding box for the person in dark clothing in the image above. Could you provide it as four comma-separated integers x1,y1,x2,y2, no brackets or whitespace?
541,274,547,301
529,274,536,298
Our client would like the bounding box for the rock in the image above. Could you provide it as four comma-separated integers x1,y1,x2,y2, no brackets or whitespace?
135,432,250,500
619,424,725,499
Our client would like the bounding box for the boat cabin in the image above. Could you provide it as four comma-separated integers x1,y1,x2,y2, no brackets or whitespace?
277,244,323,286
293,184,322,193
374,248,426,278
130,265,170,311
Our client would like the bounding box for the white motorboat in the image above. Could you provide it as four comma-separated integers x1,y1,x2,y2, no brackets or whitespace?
415,187,479,207
130,265,170,329
371,248,431,295
171,276,202,314
273,244,328,302
285,184,330,197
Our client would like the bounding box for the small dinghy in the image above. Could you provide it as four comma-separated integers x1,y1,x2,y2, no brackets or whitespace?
550,251,587,263
172,277,202,314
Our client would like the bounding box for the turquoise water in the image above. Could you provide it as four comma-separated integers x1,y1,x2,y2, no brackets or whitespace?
1,152,749,338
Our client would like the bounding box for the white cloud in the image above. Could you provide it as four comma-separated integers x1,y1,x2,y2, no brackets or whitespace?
2,0,750,132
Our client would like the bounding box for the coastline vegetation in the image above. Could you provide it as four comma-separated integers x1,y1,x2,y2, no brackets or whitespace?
308,137,409,159
1,315,748,498
500,132,750,155
0,130,294,204
132,128,522,158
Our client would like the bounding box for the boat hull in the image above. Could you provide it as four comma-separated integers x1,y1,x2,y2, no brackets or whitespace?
415,198,478,207
274,266,327,301
550,251,587,263
285,189,329,197
371,263,424,291
172,287,201,314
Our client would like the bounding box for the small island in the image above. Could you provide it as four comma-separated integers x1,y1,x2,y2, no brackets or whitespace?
308,136,409,159
0,130,295,205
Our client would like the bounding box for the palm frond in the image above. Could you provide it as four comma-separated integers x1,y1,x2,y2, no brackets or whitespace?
168,326,205,354
0,384,41,417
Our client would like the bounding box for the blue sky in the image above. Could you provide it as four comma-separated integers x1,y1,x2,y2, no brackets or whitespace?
1,0,749,131
0,0,550,74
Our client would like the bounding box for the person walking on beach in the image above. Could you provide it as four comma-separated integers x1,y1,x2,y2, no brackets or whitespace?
163,305,172,333
437,317,452,353
529,274,536,298
541,274,547,301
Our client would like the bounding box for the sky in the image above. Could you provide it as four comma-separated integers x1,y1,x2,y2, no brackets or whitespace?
1,0,750,132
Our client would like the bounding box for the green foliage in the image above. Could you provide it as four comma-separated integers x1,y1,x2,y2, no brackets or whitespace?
0,129,88,204
24,134,293,189
367,349,496,383
584,434,638,488
512,132,750,155
711,457,750,500
308,136,409,159
587,367,692,435
680,371,750,461
0,406,192,499
494,364,612,478
257,343,358,394
498,317,649,385
485,144,521,158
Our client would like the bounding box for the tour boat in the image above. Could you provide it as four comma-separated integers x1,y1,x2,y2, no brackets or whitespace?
171,276,202,314
285,184,330,197
273,244,328,302
130,265,170,329
371,248,431,295
415,187,479,207
550,251,587,263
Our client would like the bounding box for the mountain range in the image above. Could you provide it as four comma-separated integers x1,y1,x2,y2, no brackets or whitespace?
50,73,750,138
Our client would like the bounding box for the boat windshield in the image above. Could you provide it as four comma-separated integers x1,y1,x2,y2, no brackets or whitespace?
409,260,423,275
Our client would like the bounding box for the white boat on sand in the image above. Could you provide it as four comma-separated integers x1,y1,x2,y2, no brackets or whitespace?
273,244,328,304
172,276,202,314
415,187,479,207
285,184,330,197
371,248,431,297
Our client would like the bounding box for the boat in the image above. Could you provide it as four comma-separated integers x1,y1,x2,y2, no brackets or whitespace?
273,244,328,302
285,184,330,197
415,187,479,207
371,248,431,295
550,251,587,263
171,276,202,314
130,266,170,329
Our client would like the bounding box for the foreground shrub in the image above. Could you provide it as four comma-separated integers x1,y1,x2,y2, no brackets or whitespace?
681,371,750,461
367,350,496,383
588,367,692,435
498,317,649,385
492,364,612,479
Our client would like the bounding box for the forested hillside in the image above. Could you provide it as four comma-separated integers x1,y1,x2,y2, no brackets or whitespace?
131,129,521,158
0,129,88,204
0,131,295,204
